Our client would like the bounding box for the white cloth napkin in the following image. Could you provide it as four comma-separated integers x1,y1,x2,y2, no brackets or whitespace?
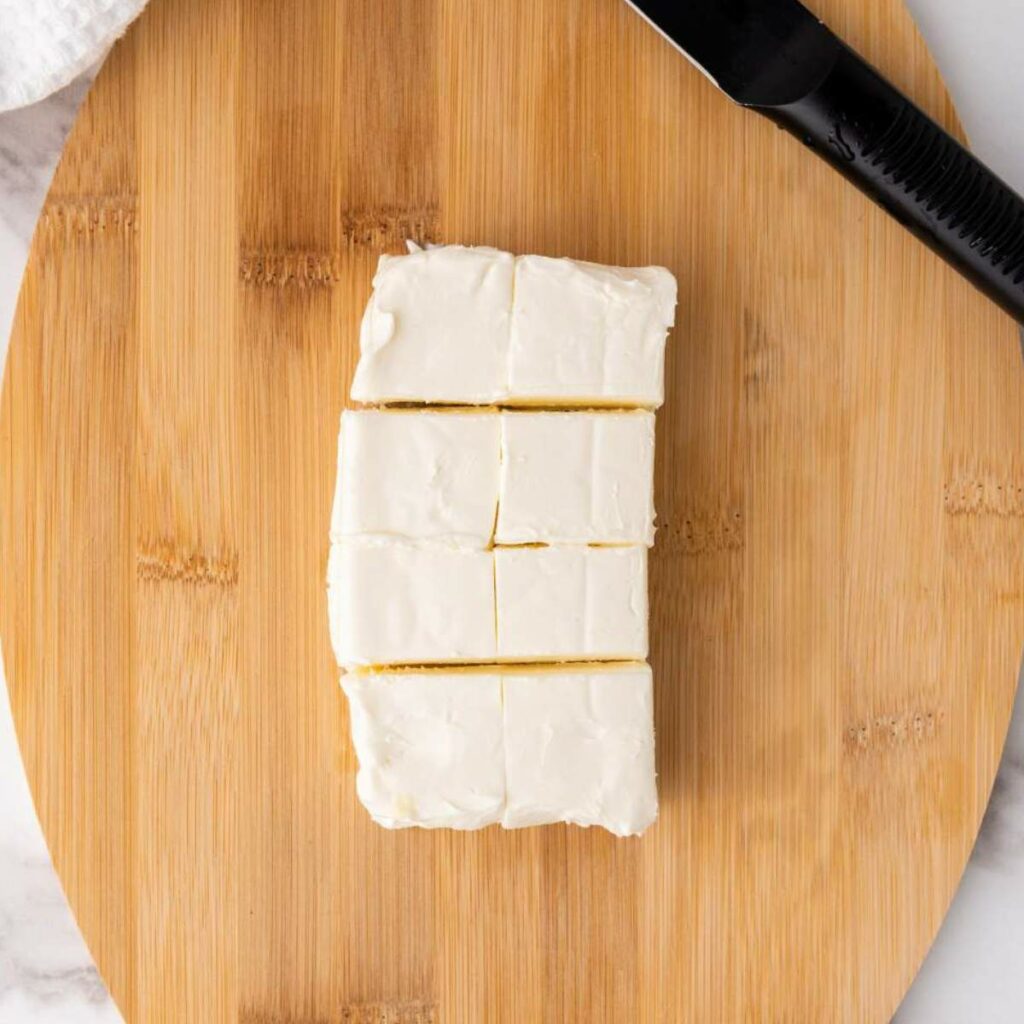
0,0,148,113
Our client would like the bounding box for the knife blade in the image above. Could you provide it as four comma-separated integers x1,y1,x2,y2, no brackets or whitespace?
625,0,1024,324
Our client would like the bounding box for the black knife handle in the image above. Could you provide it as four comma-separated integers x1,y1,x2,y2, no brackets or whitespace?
757,45,1024,323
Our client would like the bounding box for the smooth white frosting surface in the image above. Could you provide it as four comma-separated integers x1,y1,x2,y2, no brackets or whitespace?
349,246,677,408
351,244,514,404
331,409,500,548
342,665,657,836
502,665,658,837
327,541,497,667
343,671,505,830
494,546,648,661
507,255,676,407
496,410,656,546
339,244,668,838
329,543,649,665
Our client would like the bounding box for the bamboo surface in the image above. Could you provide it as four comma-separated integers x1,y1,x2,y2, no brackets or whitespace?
2,0,1023,1020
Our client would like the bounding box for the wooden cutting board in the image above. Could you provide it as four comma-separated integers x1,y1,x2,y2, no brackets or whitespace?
2,0,1023,1020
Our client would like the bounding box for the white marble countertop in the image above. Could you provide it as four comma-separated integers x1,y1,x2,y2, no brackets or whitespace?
1,2,1022,1020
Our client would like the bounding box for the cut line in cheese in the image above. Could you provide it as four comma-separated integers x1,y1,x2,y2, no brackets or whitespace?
333,241,674,838
342,664,657,836
349,245,676,408
328,542,648,667
332,407,655,549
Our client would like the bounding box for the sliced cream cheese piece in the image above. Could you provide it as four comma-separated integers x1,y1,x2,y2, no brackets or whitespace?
494,545,648,661
502,664,658,836
327,541,496,667
496,410,656,546
350,244,514,404
343,670,505,830
507,255,676,407
331,408,500,548
342,664,657,836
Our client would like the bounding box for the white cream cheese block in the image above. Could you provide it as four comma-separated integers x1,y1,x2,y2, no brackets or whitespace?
342,665,657,836
327,541,496,667
502,664,658,836
494,546,648,661
349,245,677,408
343,670,505,830
351,244,514,404
507,255,676,407
331,409,500,548
496,410,656,546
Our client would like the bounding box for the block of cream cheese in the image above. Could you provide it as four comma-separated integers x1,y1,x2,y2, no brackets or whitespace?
507,255,676,407
494,546,648,661
327,541,496,667
502,664,658,836
343,670,505,830
496,410,656,546
331,409,500,547
351,244,514,404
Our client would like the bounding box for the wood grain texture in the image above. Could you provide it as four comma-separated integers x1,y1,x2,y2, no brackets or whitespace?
2,0,1023,1020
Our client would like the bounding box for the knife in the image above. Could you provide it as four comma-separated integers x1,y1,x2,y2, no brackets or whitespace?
624,0,1024,324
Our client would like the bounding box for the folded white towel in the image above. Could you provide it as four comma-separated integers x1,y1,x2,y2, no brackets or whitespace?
0,0,148,113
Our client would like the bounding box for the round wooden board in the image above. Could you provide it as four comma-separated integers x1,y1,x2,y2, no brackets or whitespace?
2,0,1023,1020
